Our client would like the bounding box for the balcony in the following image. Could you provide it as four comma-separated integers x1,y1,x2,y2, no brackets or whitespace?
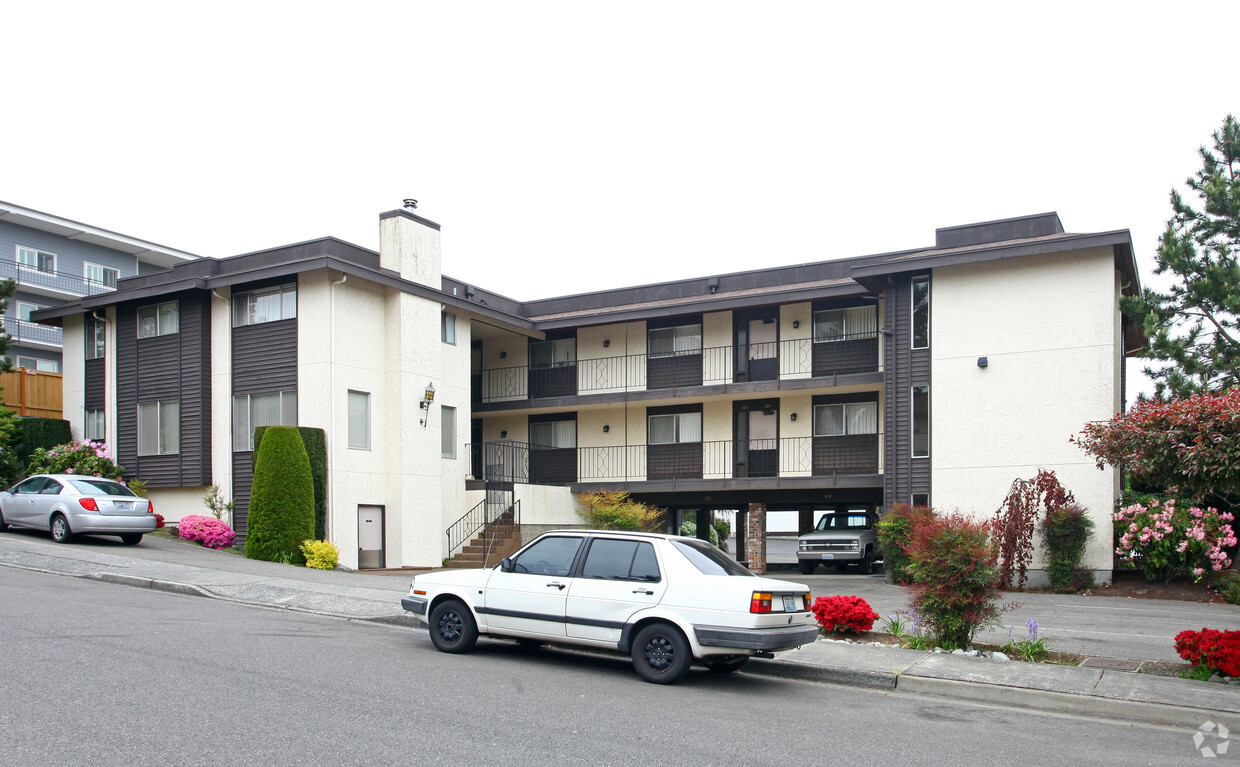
5,319,63,347
0,261,118,298
467,434,881,486
472,332,880,404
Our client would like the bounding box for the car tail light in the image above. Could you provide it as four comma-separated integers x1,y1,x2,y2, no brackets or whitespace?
78,498,98,511
147,498,155,515
802,593,812,610
750,592,772,613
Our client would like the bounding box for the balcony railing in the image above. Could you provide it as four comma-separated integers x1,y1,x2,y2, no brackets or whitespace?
0,261,119,297
466,433,881,485
5,319,63,346
472,332,879,403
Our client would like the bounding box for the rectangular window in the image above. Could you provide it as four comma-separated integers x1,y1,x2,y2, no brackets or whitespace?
232,391,297,451
813,401,878,436
648,325,702,358
348,390,370,450
16,246,55,273
441,405,456,458
530,420,577,449
232,283,297,327
912,493,930,507
138,301,179,338
912,385,929,458
441,312,456,345
813,306,877,342
84,263,119,288
648,412,702,444
15,302,39,322
911,276,930,349
85,316,105,360
85,409,105,442
17,356,58,373
530,337,576,368
137,400,180,455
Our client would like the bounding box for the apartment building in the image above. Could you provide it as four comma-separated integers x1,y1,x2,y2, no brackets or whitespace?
36,205,1140,582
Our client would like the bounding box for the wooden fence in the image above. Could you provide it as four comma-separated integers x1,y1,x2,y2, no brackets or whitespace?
0,368,63,419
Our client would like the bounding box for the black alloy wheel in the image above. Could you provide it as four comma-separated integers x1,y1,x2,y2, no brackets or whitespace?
631,623,691,684
428,599,478,654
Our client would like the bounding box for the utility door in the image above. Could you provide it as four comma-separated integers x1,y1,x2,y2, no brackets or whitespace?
358,505,385,569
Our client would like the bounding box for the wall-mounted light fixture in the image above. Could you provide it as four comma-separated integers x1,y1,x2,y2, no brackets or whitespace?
603,339,610,348
790,412,798,421
418,383,436,427
499,351,507,359
500,430,508,439
603,425,610,433
977,357,989,368
793,320,800,329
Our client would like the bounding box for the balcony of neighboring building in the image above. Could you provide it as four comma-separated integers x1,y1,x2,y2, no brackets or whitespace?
1,253,120,301
4,318,63,349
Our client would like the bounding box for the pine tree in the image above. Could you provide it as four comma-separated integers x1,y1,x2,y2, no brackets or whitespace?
1124,115,1240,398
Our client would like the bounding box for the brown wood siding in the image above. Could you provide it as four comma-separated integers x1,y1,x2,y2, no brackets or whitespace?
883,275,931,507
115,292,211,487
84,358,105,410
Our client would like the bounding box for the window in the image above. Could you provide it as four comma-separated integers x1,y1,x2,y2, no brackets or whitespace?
912,385,929,458
15,302,39,322
648,412,701,444
510,536,583,576
581,539,661,582
137,400,180,455
85,409,105,442
672,539,752,576
16,356,58,372
648,324,702,358
530,337,575,368
85,316,105,360
16,246,55,273
530,420,576,449
911,276,929,349
813,402,878,436
912,493,930,507
232,284,296,327
441,405,456,458
348,390,370,450
441,312,456,345
84,263,119,288
813,306,877,342
232,391,297,450
138,301,178,338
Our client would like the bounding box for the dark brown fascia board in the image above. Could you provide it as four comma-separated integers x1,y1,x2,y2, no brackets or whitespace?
530,282,873,331
849,230,1141,296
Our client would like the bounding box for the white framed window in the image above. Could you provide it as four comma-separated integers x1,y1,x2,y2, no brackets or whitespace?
16,356,58,373
84,263,119,288
911,276,930,349
648,325,702,358
137,400,180,455
441,405,457,458
647,412,702,444
15,302,39,322
138,301,178,338
85,316,105,360
16,246,55,273
813,401,878,436
813,306,877,342
912,385,929,458
348,390,370,450
232,391,297,451
442,312,456,345
85,409,105,442
232,283,297,327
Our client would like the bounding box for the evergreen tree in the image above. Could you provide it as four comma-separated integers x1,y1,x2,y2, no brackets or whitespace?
1124,115,1240,399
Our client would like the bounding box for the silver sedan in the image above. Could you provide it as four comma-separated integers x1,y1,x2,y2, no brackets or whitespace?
0,474,156,545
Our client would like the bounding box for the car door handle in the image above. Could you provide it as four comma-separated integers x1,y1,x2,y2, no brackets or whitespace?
632,588,654,595
546,581,567,590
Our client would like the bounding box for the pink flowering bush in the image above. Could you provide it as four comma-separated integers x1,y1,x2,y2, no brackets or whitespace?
177,514,237,550
26,440,126,481
1114,499,1236,582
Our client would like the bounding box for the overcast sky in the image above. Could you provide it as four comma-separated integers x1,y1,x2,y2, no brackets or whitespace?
6,1,1237,398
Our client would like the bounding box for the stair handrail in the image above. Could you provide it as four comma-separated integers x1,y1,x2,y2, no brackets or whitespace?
482,499,520,569
445,498,488,560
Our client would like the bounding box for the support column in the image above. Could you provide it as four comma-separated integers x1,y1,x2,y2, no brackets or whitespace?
798,505,814,534
735,509,748,567
745,502,767,575
696,508,711,542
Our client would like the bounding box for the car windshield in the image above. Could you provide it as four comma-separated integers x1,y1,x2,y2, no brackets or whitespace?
68,479,136,497
815,513,870,531
672,539,753,576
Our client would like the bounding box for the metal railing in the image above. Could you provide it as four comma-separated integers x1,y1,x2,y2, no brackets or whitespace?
446,494,521,560
466,433,881,485
481,499,520,568
4,319,63,346
471,332,879,403
0,261,119,297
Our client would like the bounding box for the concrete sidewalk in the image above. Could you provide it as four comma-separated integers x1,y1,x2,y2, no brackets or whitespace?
2,531,1237,731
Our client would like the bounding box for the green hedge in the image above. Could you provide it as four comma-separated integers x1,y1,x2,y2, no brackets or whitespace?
17,417,71,472
253,425,326,539
246,426,315,565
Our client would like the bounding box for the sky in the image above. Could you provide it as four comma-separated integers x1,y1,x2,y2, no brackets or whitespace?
5,1,1237,398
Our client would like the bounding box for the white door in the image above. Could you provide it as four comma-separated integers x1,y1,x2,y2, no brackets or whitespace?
566,538,667,643
481,535,584,637
358,505,384,569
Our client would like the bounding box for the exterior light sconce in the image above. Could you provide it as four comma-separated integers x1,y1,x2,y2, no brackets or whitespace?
603,425,610,433
603,339,610,348
790,413,798,422
977,357,988,368
418,382,436,427
499,351,507,359
500,430,508,439
793,320,800,329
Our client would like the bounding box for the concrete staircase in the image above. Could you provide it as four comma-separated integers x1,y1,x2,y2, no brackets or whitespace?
443,511,523,569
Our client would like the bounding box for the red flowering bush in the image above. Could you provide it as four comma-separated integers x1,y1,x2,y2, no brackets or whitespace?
177,514,236,550
811,595,878,634
1175,628,1240,677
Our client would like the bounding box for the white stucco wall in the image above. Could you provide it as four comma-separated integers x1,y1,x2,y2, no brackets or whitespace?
929,246,1121,577
61,315,85,439
208,288,233,504
149,486,211,524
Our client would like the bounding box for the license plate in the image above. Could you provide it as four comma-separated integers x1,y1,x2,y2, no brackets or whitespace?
820,553,834,560
782,595,797,612
115,502,132,510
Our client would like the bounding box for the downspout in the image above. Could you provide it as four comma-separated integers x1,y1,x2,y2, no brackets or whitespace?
328,274,348,544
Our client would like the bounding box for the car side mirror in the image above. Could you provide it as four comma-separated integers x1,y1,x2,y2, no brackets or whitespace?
500,557,514,573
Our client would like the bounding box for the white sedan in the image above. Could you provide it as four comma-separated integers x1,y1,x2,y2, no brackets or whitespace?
402,529,819,684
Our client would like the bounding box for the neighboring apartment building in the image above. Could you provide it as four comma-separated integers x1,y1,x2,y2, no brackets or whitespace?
35,206,1141,583
0,200,199,384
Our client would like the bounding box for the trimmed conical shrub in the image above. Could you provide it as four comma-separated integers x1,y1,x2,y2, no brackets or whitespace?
245,426,315,565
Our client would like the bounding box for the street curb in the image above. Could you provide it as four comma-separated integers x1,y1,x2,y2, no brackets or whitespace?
89,572,213,598
896,675,1240,731
362,613,424,628
745,658,897,690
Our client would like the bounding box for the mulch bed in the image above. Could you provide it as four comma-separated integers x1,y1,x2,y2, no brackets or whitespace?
1080,571,1226,604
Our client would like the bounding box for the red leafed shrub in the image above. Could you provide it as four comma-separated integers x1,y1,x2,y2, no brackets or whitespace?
991,470,1076,589
1175,628,1240,677
905,512,1003,649
154,513,165,529
811,595,879,634
178,514,236,550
